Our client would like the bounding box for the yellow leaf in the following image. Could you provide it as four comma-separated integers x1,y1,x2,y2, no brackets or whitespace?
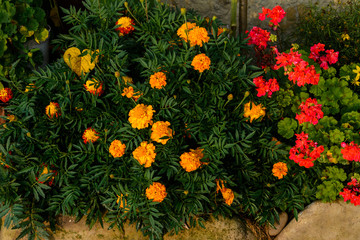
63,47,99,76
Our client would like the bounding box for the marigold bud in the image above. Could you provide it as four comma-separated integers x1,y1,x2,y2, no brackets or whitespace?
181,8,186,16
124,2,128,8
212,16,217,21
26,132,31,137
115,71,120,78
244,91,250,98
227,94,233,101
28,52,33,58
109,174,114,179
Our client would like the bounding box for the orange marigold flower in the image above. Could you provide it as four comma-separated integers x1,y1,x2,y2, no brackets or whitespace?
188,26,210,47
216,179,234,205
272,162,288,179
109,139,126,158
84,78,104,96
82,127,100,144
132,91,142,102
179,147,205,172
115,16,135,36
146,182,167,202
0,88,13,103
149,72,167,89
116,194,130,212
45,102,61,119
122,86,135,98
128,104,155,129
191,53,211,73
150,121,173,145
132,141,156,167
243,101,266,123
177,22,197,41
221,188,234,206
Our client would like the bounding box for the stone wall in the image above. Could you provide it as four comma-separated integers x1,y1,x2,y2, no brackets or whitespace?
165,0,338,34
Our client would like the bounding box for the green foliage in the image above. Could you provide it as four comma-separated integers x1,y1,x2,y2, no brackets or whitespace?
316,167,346,202
295,0,360,66
277,117,297,139
0,0,48,78
0,0,310,239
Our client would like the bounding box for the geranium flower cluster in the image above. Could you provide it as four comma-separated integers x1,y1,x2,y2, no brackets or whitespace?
309,43,339,70
339,178,360,206
295,98,323,125
253,76,279,98
246,27,270,50
341,142,360,162
289,132,324,168
274,48,320,86
259,6,286,29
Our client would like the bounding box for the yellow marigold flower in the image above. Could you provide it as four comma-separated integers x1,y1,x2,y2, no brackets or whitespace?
341,33,350,41
191,53,211,73
109,139,126,158
188,26,210,47
128,104,155,129
122,76,133,85
82,127,99,144
122,86,135,98
150,121,173,145
7,115,16,122
45,102,61,119
179,148,205,172
177,22,197,41
25,83,35,92
149,72,167,89
115,16,135,36
146,182,167,202
84,78,104,96
272,162,288,179
132,141,156,167
243,101,266,123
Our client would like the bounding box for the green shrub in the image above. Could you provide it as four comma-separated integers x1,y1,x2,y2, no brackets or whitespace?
0,1,312,239
295,0,360,66
0,0,48,78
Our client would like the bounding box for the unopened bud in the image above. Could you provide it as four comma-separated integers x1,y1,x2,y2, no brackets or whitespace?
187,80,191,84
212,16,217,21
124,2,128,8
244,91,250,98
227,94,233,101
114,71,120,78
181,8,186,16
109,174,114,179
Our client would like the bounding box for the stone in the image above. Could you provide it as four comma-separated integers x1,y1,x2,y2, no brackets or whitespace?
275,200,360,240
164,216,257,240
1,215,256,240
267,212,288,236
